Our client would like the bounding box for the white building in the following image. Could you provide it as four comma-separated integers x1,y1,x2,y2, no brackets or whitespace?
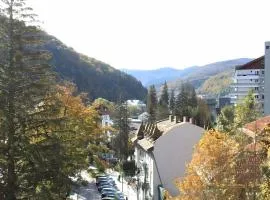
231,42,270,116
231,56,265,107
264,42,270,115
132,116,204,200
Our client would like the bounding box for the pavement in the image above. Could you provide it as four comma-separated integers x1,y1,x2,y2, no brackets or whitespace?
108,169,137,200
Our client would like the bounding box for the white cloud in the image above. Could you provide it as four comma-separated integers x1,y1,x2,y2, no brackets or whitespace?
27,0,270,69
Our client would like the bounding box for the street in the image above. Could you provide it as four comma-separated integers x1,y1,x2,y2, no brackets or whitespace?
69,171,101,200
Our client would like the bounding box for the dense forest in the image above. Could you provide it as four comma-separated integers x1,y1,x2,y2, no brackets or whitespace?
42,34,147,102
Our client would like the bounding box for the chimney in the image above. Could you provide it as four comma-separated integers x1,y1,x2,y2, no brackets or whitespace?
175,116,179,123
265,42,270,115
189,117,193,124
169,115,174,122
183,116,187,122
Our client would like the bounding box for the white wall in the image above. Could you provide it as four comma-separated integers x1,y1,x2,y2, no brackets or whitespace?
153,123,204,197
265,42,270,115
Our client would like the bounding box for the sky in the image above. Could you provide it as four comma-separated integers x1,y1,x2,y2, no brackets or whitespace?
28,0,270,70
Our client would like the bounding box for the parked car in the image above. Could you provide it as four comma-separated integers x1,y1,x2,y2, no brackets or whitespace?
101,197,115,200
98,183,114,192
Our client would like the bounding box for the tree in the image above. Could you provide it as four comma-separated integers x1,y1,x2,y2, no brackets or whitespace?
193,98,212,128
216,105,235,133
175,82,198,121
234,90,261,128
112,101,130,160
147,85,158,122
0,1,103,198
0,1,60,198
169,89,176,115
157,82,170,120
176,130,239,200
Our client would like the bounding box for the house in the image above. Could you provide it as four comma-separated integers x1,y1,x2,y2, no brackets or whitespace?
132,116,205,200
240,115,270,142
231,42,270,115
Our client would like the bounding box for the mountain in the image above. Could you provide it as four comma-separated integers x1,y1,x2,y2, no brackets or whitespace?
197,70,234,96
42,34,147,102
123,67,197,86
124,58,252,96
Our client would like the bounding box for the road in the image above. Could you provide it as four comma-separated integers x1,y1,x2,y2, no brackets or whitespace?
69,171,101,200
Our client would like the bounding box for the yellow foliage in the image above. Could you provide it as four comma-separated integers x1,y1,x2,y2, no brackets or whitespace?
174,130,239,200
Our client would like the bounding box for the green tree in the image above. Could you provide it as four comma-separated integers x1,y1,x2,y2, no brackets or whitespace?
0,1,59,198
157,82,170,120
112,101,130,160
234,90,261,128
147,85,158,122
169,89,176,115
216,105,235,133
175,82,197,120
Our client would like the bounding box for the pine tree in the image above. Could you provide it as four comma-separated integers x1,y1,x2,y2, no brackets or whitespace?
157,82,170,120
113,101,130,160
147,85,157,122
169,89,175,115
0,1,60,198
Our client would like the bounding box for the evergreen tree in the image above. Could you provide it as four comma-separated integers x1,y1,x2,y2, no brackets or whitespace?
0,2,103,198
113,101,130,160
0,1,60,198
147,85,157,122
159,81,169,106
169,89,175,115
157,82,170,120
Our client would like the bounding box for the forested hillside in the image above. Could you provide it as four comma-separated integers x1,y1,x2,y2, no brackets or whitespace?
197,70,234,96
43,34,147,101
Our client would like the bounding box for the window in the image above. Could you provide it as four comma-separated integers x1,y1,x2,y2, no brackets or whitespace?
255,71,259,75
255,79,259,82
262,94,265,99
255,95,259,99
262,70,265,75
255,87,259,91
250,79,252,81
266,46,270,49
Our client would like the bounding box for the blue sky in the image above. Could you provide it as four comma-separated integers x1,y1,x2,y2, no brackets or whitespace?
28,0,270,70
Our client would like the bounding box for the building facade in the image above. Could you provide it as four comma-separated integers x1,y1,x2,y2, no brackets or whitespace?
231,42,270,115
264,42,270,115
231,57,265,108
132,116,204,199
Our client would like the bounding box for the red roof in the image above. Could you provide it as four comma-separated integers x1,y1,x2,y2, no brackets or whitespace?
244,115,270,133
236,56,264,70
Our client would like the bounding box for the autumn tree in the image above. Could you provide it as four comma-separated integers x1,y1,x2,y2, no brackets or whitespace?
175,130,239,200
147,85,158,122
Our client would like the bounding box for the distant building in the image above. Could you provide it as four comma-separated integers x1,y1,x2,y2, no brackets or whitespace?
132,116,204,199
231,42,270,115
199,96,232,120
230,56,265,108
127,99,146,109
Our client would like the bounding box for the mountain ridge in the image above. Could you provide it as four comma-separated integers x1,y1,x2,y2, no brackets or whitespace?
42,33,147,102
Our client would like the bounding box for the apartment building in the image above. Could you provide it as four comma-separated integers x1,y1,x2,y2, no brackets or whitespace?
231,56,265,107
231,42,270,115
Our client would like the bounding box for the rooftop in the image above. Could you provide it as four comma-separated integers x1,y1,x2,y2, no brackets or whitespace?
244,115,270,133
133,116,198,151
236,56,264,70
